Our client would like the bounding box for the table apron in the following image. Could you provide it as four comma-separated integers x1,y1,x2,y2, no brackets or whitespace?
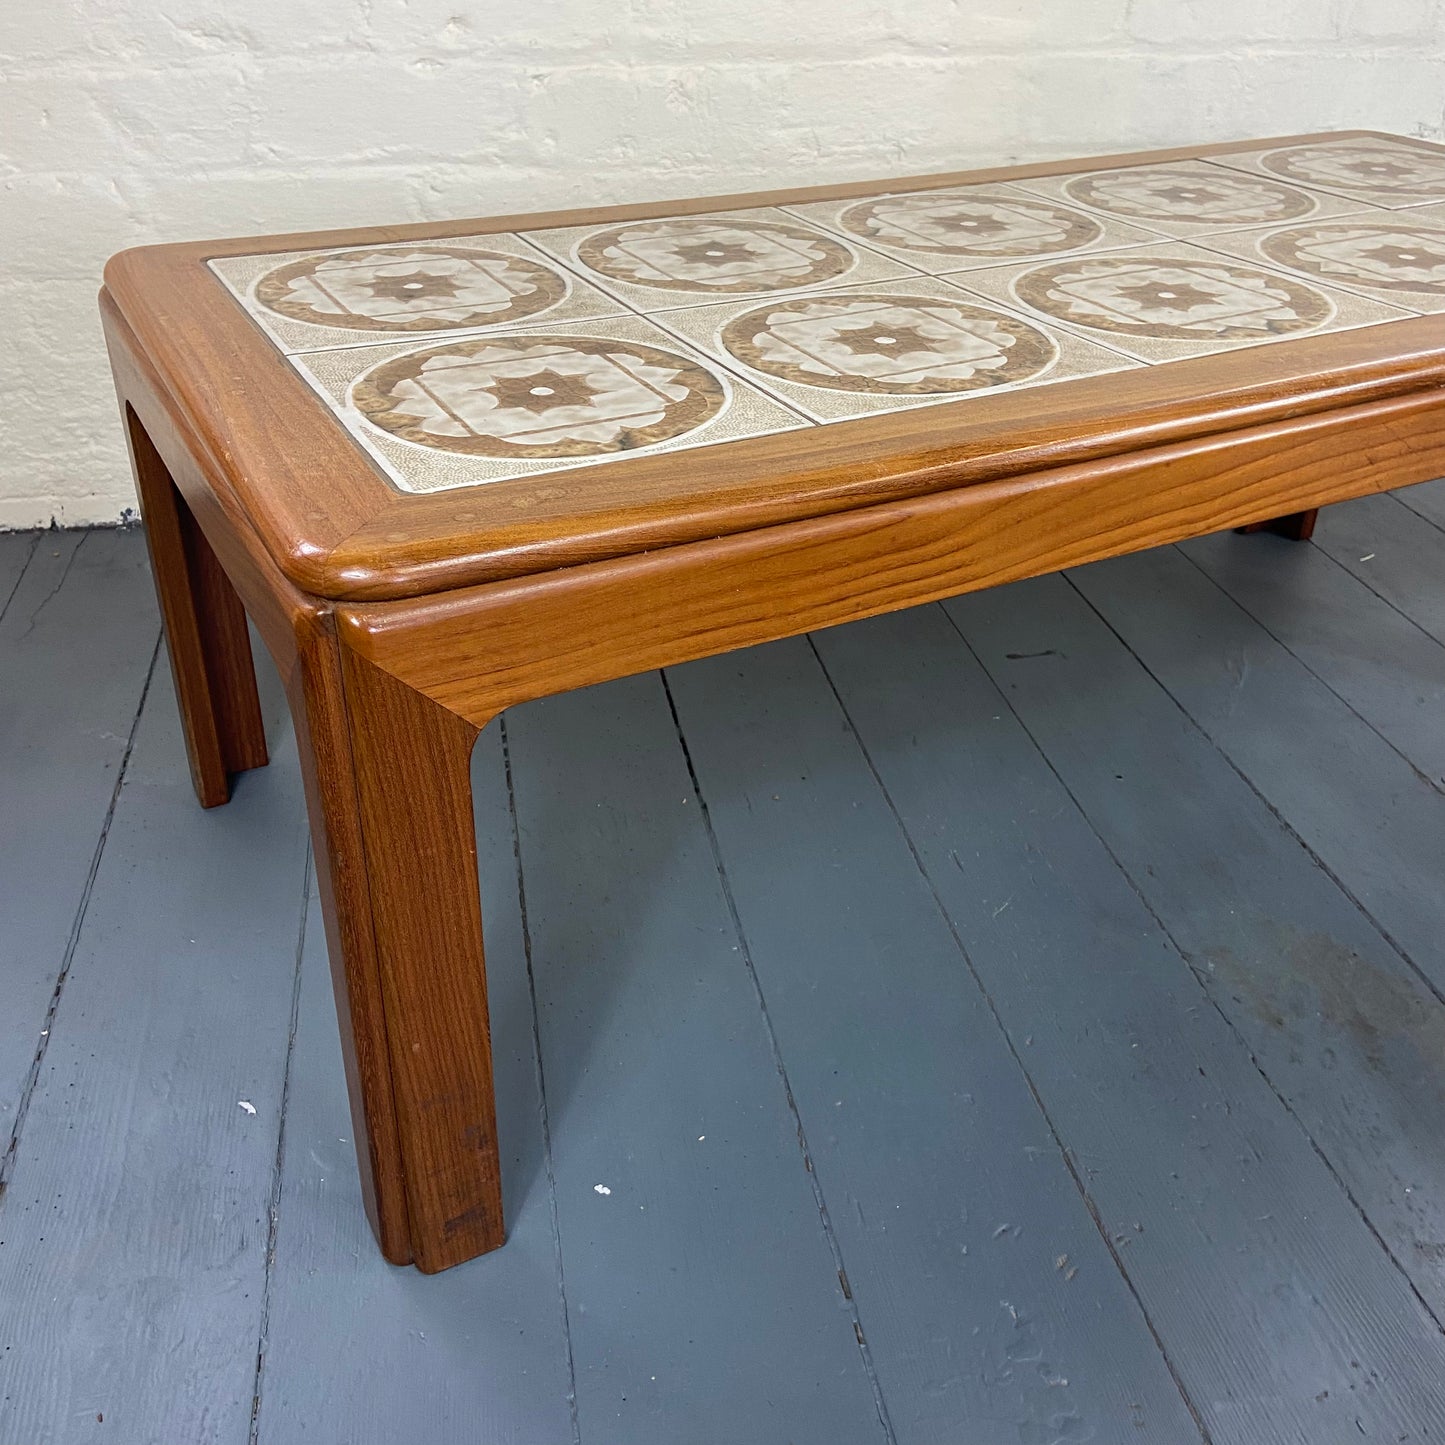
337,384,1445,726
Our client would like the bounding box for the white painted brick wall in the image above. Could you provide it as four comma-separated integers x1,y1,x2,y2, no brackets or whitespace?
2,1,1443,527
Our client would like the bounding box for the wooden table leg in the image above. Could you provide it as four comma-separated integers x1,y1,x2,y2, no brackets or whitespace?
123,404,268,806
1236,507,1320,541
288,627,505,1272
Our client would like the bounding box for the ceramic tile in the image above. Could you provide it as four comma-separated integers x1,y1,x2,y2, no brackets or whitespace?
523,206,918,312
647,276,1141,423
783,183,1161,272
1189,207,1445,313
209,232,627,353
218,148,1439,492
1207,136,1445,211
944,241,1413,364
1011,159,1364,239
288,312,810,493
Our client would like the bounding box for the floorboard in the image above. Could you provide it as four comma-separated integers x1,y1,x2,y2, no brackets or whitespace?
665,639,1202,1445
1180,527,1445,788
1,513,1443,1443
505,675,886,1445
252,722,576,1445
1393,476,1445,532
0,654,307,1445
813,604,1445,1445
1069,544,1445,1000
1309,492,1445,645
0,531,159,1143
945,569,1445,1320
0,532,39,619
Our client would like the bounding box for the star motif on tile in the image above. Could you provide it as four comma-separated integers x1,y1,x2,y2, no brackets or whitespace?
487,369,601,414
930,212,1011,236
1359,241,1445,269
672,241,765,267
1150,185,1216,206
1113,280,1220,311
831,323,940,356
365,272,464,304
1341,159,1416,180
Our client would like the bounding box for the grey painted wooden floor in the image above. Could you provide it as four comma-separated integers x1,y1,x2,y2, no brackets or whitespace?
2,486,1445,1445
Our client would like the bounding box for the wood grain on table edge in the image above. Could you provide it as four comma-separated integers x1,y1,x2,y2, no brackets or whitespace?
333,384,1445,722
101,129,1445,602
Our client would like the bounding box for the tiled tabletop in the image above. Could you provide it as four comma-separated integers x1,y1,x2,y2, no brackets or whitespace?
209,134,1445,495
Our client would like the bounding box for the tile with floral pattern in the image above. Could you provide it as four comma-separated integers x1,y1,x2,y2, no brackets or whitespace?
524,207,918,312
784,183,1160,272
943,241,1411,363
210,232,627,353
287,312,809,492
1011,159,1366,239
648,275,1140,423
1190,205,1445,313
1207,136,1445,211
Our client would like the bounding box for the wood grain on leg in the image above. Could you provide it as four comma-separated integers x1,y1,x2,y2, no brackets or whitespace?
123,404,267,806
283,615,416,1266
1237,508,1319,541
293,632,504,1271
340,646,504,1271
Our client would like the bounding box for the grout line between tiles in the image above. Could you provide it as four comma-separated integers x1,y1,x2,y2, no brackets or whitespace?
221,164,1442,490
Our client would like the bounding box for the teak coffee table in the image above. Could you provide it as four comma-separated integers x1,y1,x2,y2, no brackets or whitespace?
102,129,1445,1272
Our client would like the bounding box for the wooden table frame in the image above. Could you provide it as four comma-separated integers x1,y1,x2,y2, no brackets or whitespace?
101,130,1445,1272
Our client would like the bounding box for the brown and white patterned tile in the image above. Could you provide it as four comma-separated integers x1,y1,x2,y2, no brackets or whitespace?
648,276,1140,423
1207,135,1445,211
783,183,1160,272
1190,207,1445,313
1011,159,1364,239
209,232,626,353
288,312,809,493
946,241,1412,363
523,206,918,312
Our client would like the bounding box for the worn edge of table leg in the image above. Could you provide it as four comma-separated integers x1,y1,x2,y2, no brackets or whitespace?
335,385,1445,724
102,292,419,1267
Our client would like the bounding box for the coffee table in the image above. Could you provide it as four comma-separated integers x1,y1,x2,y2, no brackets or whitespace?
101,129,1445,1272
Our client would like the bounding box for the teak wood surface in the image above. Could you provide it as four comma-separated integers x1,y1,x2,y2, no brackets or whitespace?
102,130,1445,1271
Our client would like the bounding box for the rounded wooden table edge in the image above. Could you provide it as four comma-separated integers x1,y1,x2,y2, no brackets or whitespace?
332,378,1445,729
100,129,1445,604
